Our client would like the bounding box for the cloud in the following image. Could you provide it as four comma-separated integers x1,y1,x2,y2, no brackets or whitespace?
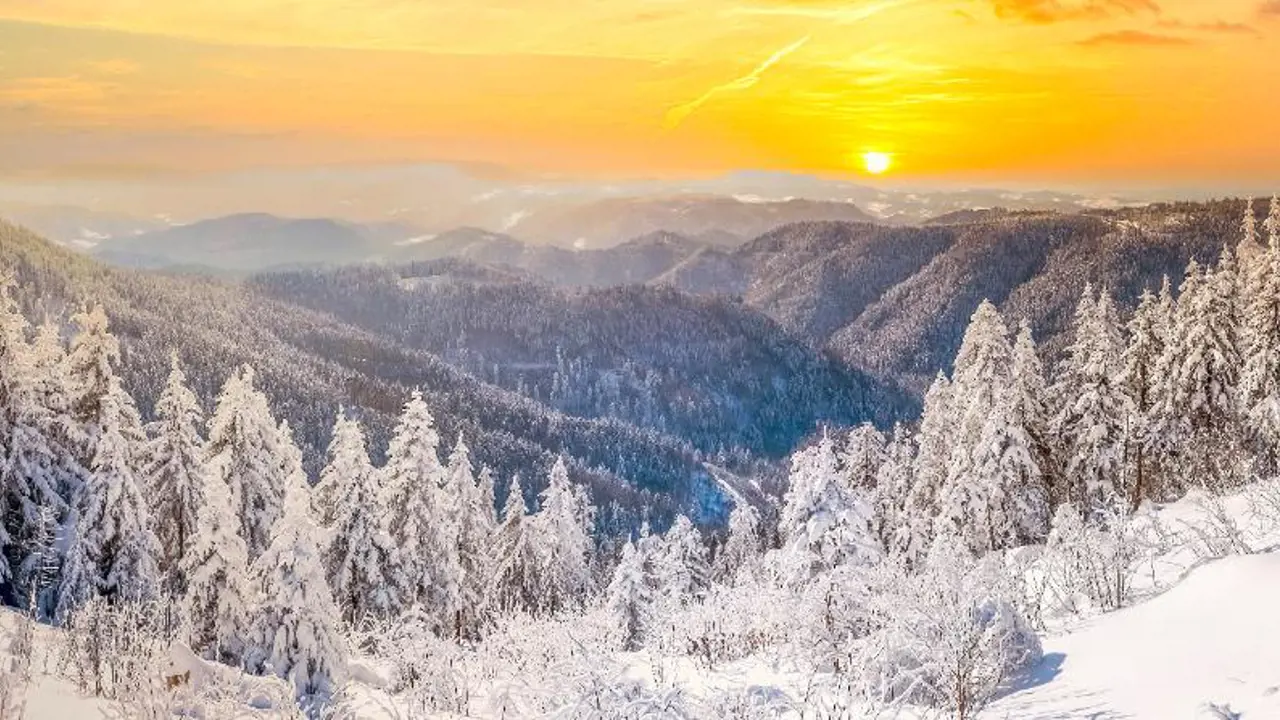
988,0,1159,23
1076,30,1195,46
87,59,140,76
1157,19,1258,35
1260,1,1280,17
728,0,907,23
0,76,110,108
663,36,810,130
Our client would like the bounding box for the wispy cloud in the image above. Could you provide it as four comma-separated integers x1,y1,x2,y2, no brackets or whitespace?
1076,29,1195,46
988,0,1158,24
728,0,906,24
1157,19,1258,36
1260,1,1280,17
87,59,140,76
663,35,810,130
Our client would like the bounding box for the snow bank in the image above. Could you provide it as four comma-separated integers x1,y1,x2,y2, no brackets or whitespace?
992,551,1280,719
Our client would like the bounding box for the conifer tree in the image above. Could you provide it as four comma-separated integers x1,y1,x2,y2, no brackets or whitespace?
901,373,952,562
1121,290,1165,507
181,464,251,664
874,423,915,554
142,353,206,596
320,413,403,625
1051,287,1131,515
445,437,489,637
249,479,346,700
935,300,1015,553
382,390,453,626
58,306,160,617
842,423,885,491
204,366,288,563
488,475,539,614
531,457,595,614
1240,218,1280,474
655,515,709,609
715,503,762,584
0,279,65,592
605,539,656,651
780,432,878,575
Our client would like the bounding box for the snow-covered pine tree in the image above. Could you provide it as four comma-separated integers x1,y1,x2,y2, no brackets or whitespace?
1240,216,1280,475
487,475,540,614
780,431,879,578
141,353,206,596
0,277,67,594
1051,287,1131,516
444,436,489,638
1161,249,1245,491
604,539,656,651
249,473,346,701
842,423,886,492
934,300,1014,554
714,502,762,585
181,462,251,664
874,423,915,554
57,306,160,618
381,390,454,627
901,373,952,563
320,412,403,625
654,515,710,610
1120,289,1166,508
476,465,499,535
976,321,1051,549
530,456,595,614
204,366,288,563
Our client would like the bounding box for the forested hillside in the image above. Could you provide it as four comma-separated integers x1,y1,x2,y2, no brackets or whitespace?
0,220,729,526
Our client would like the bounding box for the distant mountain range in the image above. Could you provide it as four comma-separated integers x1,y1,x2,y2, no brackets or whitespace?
0,180,1141,273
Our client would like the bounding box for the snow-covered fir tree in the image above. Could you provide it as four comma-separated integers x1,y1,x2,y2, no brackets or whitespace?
874,423,915,554
978,320,1051,548
181,462,252,664
1121,288,1167,507
714,502,762,584
319,412,404,625
487,475,540,614
141,353,206,596
249,472,346,700
935,300,1013,553
0,278,66,594
1051,287,1131,514
204,365,288,563
381,390,457,630
842,423,885,491
530,456,596,614
654,514,710,610
443,437,490,637
779,431,879,579
1158,250,1245,490
1239,212,1280,474
604,538,657,651
901,373,952,562
57,306,160,618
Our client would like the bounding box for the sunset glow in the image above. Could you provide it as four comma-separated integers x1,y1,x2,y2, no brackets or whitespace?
0,0,1277,185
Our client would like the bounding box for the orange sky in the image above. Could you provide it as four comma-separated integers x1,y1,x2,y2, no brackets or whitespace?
0,0,1277,185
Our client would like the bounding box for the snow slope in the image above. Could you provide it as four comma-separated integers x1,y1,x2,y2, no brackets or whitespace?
991,551,1280,719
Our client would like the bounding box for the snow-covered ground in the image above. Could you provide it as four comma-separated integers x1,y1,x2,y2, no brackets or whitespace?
992,552,1280,719
5,485,1280,719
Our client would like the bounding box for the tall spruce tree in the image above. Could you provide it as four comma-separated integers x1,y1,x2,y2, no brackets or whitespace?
320,413,403,625
204,366,288,563
57,306,160,618
142,353,206,596
531,457,595,614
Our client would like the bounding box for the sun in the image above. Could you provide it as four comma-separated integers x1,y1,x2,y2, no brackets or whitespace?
862,151,892,175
